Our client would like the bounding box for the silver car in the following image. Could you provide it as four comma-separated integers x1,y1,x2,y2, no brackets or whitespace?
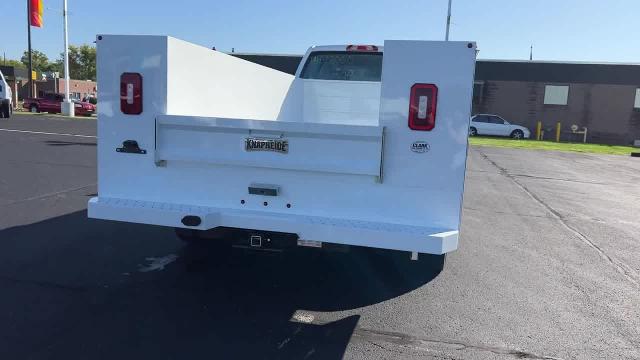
469,114,530,139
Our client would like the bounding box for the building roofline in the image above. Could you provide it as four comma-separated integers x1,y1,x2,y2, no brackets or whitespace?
227,52,303,57
232,53,640,67
477,58,640,66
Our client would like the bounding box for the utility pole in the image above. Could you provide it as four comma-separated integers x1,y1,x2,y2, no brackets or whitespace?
445,0,452,41
529,45,533,61
61,0,74,116
27,0,34,98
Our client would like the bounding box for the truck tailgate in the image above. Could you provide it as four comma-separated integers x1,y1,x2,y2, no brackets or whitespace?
155,115,383,177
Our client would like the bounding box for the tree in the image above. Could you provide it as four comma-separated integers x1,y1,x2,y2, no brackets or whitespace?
12,45,96,80
20,50,52,72
2,59,26,69
79,45,96,81
57,44,96,81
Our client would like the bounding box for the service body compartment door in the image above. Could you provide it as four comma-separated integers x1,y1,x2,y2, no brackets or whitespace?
378,40,476,231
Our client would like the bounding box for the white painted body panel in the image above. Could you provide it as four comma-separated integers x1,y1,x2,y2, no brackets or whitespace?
89,36,476,255
155,115,383,176
301,80,381,125
0,70,11,103
166,37,294,120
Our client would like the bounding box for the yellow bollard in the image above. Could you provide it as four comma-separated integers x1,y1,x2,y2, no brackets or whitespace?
536,121,542,141
555,122,561,142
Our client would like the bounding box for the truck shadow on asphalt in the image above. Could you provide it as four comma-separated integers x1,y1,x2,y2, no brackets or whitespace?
0,210,444,359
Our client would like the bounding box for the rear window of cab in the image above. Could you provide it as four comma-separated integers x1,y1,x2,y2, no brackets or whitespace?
300,52,383,82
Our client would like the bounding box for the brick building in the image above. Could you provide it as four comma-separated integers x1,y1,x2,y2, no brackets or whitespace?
0,65,29,106
0,65,97,103
473,60,640,145
35,78,97,100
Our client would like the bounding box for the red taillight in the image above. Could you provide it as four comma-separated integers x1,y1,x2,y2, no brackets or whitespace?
346,44,378,52
408,84,438,131
120,72,142,115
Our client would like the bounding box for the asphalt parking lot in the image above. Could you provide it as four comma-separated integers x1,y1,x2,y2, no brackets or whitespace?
1,114,639,360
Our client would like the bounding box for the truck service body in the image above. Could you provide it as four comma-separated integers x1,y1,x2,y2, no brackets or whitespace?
88,35,476,258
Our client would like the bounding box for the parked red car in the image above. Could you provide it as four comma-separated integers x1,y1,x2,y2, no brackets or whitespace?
23,93,96,116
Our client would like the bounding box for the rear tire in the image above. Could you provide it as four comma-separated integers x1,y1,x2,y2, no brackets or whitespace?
469,127,477,136
30,105,39,113
0,103,8,118
510,129,524,139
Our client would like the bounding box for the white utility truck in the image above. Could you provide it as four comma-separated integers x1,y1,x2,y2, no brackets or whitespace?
0,70,13,118
88,35,476,261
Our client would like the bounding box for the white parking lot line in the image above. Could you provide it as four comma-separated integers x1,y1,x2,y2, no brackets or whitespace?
0,128,96,138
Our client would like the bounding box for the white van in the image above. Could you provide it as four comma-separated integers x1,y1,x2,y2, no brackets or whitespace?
0,70,13,118
88,35,476,262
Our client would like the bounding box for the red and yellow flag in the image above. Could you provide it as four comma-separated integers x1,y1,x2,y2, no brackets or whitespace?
29,0,43,28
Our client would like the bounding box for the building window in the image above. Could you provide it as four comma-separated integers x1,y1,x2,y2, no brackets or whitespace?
544,85,569,105
473,81,485,105
634,88,640,109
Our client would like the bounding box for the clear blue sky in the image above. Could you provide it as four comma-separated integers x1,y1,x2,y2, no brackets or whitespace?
1,0,638,63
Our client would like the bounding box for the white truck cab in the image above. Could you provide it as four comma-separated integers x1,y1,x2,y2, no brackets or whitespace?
0,70,13,118
294,45,383,126
88,36,476,261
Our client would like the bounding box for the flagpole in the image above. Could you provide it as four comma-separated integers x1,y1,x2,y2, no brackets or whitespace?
27,0,34,98
62,0,74,116
445,0,452,41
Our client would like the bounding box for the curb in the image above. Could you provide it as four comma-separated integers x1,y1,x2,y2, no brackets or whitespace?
13,111,96,120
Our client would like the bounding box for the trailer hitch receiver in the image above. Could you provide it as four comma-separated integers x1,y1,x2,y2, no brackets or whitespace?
250,235,262,247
